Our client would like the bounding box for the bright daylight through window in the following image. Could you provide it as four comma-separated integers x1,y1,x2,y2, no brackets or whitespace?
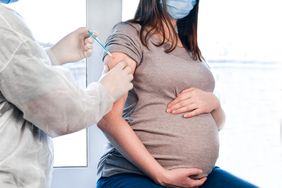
7,0,87,167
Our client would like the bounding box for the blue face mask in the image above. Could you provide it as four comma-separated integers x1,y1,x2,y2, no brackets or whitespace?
161,0,197,20
0,0,18,4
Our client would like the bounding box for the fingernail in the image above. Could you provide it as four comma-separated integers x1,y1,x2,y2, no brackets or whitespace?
167,109,171,113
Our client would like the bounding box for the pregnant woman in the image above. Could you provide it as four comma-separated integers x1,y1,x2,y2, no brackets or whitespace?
97,0,258,187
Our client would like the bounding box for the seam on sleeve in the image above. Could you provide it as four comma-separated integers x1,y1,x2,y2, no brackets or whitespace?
0,14,13,31
0,41,24,73
0,14,29,73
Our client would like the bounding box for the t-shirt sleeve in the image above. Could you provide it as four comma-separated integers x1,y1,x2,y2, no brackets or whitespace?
104,22,143,65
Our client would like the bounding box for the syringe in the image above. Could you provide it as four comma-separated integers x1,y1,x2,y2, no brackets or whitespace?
88,31,112,57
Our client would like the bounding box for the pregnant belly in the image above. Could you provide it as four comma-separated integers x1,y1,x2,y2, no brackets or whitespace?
130,112,219,176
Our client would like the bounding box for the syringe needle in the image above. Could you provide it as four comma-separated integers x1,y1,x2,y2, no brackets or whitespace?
88,31,112,57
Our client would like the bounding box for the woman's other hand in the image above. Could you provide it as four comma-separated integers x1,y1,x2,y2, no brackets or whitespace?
158,168,207,188
167,88,220,118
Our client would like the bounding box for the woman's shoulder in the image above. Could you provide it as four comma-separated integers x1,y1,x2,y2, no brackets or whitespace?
113,21,141,35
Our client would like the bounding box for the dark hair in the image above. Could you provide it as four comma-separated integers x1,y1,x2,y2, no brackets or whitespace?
128,0,204,61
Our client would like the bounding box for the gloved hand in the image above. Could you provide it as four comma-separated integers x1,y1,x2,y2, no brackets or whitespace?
99,61,134,101
49,27,93,65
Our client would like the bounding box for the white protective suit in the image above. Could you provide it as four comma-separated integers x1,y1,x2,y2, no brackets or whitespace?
0,4,114,188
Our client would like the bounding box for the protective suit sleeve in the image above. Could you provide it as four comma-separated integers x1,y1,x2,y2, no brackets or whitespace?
45,47,60,65
0,27,114,137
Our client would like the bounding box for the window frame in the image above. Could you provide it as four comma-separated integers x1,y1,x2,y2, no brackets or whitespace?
51,0,122,187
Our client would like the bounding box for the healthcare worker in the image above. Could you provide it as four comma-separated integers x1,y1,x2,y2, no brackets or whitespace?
0,1,133,188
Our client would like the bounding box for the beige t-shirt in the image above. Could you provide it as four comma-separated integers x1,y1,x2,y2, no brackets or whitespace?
98,22,219,178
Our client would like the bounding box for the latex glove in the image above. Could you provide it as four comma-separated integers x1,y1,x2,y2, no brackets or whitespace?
49,27,93,64
99,61,133,101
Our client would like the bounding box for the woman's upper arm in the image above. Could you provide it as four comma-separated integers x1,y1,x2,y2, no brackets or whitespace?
104,52,137,74
101,52,137,120
101,23,141,120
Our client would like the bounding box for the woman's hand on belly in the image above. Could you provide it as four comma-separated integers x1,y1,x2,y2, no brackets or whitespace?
166,87,220,118
159,168,207,188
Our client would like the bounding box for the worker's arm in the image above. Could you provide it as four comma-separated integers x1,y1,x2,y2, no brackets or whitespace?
0,27,131,137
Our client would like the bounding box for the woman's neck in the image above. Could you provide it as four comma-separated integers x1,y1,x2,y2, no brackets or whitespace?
167,19,183,48
148,18,184,48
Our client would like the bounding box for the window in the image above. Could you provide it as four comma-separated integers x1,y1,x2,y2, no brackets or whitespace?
7,0,122,187
6,1,122,187
198,1,281,187
7,0,87,167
